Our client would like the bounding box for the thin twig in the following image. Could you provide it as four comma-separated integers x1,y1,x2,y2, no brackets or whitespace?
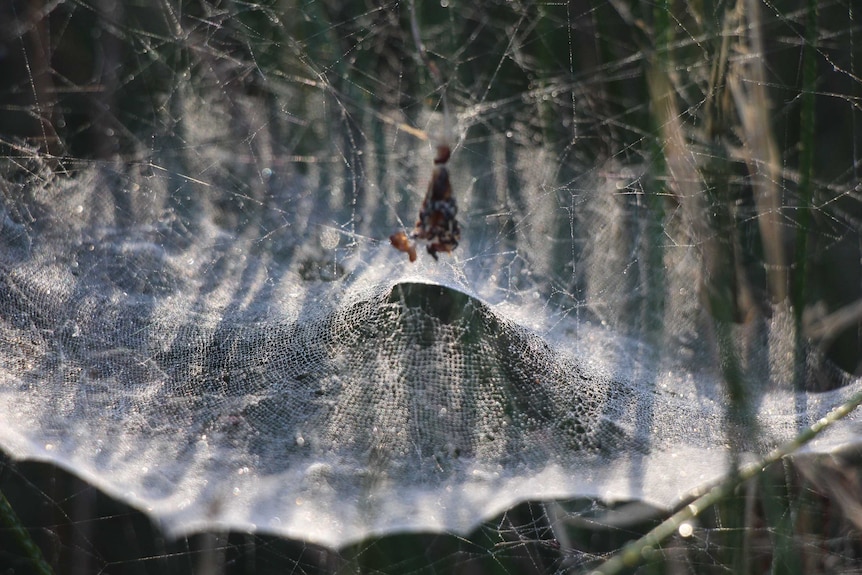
590,385,862,575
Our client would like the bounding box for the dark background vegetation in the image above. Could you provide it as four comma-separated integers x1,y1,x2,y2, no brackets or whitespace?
1,0,861,573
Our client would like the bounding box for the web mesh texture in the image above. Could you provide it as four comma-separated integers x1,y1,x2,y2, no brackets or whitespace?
1,156,859,547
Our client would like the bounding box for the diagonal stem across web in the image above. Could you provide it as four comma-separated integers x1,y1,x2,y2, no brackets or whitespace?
591,386,862,575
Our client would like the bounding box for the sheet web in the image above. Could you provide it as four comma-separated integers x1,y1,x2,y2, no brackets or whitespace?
1,0,862,572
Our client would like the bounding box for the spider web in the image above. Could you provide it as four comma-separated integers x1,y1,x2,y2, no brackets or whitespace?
1,0,862,573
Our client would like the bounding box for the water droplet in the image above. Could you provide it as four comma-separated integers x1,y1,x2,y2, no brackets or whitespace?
678,522,694,538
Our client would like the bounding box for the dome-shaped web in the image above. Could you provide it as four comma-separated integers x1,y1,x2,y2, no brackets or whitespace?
1,152,859,548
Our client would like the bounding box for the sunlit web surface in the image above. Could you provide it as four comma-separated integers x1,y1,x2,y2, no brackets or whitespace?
1,0,862,573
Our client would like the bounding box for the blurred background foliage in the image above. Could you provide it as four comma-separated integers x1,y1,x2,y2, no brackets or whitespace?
1,1,859,375
1,0,862,573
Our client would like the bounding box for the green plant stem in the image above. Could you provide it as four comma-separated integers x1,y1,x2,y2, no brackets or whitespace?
0,486,54,575
590,386,862,575
792,0,818,322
